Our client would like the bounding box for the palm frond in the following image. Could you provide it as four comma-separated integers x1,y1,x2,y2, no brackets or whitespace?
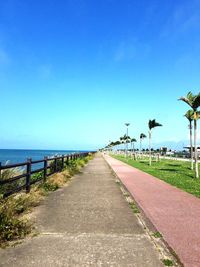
131,138,137,142
184,109,194,122
140,133,146,139
179,91,200,110
148,119,162,130
193,93,200,110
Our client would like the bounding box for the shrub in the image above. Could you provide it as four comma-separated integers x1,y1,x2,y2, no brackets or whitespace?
49,158,63,173
0,196,31,245
31,171,44,184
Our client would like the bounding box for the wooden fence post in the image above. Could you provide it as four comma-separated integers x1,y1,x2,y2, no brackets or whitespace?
66,155,69,165
54,156,57,173
62,155,64,170
26,158,32,193
44,157,47,182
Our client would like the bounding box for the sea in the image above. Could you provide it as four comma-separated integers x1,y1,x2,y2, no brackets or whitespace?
0,149,87,165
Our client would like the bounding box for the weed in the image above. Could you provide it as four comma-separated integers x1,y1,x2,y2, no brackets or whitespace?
129,202,140,213
42,182,59,192
153,231,162,238
0,197,31,246
162,258,173,266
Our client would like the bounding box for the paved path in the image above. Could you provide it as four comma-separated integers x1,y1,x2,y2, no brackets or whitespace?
0,154,162,267
104,154,200,267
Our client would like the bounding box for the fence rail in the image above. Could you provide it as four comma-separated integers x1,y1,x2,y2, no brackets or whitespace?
0,152,93,198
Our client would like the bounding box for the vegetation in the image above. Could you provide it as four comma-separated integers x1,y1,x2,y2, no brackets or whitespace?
0,195,32,246
129,202,140,213
112,155,200,198
162,259,173,266
153,231,162,238
179,92,200,178
130,138,137,152
0,154,94,247
148,119,162,166
0,165,24,195
184,109,194,170
139,133,146,152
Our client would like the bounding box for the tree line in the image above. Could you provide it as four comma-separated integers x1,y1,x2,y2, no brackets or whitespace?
103,91,200,178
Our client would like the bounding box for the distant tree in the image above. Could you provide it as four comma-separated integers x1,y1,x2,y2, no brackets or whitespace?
130,138,137,152
148,119,162,166
139,133,146,152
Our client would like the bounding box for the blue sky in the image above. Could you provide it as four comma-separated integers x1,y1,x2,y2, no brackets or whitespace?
0,0,200,150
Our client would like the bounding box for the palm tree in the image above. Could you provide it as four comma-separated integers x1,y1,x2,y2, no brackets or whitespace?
139,133,146,152
179,92,200,178
123,134,130,154
125,123,130,154
130,138,137,152
184,110,194,170
148,119,162,166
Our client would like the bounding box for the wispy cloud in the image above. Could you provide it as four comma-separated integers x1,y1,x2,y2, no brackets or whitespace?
114,39,150,62
161,1,200,38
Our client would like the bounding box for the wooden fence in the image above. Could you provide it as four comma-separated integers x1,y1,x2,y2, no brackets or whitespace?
0,152,92,198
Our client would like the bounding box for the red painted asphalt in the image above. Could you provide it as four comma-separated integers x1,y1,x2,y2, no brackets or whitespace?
104,155,200,267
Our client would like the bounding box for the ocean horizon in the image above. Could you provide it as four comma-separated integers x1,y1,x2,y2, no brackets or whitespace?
0,149,89,165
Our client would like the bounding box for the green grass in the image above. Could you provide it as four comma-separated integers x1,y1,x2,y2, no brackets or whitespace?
112,155,200,198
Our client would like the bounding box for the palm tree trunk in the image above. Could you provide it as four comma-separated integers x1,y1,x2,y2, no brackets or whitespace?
140,139,142,153
149,130,152,166
189,122,194,170
194,117,199,178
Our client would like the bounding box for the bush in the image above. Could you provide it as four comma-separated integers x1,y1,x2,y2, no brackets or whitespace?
42,182,59,192
49,158,63,173
0,196,31,245
31,171,44,184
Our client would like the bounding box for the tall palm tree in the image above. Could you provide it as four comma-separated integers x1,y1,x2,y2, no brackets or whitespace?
179,92,200,178
125,123,130,154
123,134,130,154
139,133,146,152
148,119,162,166
130,138,137,152
184,110,194,170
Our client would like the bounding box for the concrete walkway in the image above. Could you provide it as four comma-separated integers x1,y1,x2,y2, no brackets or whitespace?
104,154,200,267
0,154,163,267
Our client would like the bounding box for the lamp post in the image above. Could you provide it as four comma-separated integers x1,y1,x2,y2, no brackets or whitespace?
125,123,130,156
